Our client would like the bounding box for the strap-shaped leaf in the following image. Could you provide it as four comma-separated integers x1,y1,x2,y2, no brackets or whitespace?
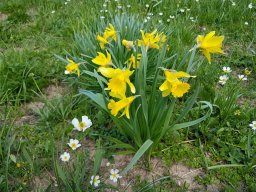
79,90,107,111
172,101,213,130
121,139,153,175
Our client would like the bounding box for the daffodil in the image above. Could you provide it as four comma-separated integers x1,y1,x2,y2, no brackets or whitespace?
60,152,70,162
98,67,136,99
122,39,134,50
109,169,122,183
96,35,109,49
126,53,141,69
72,116,92,132
159,70,193,97
67,139,81,150
138,30,166,49
108,96,135,119
92,51,112,67
104,23,117,41
197,31,224,63
65,59,80,76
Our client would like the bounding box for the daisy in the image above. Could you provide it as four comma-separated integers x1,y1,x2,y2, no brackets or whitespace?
249,121,256,131
110,169,122,183
72,116,92,132
222,66,232,73
67,139,81,150
238,74,247,81
218,75,229,85
90,175,100,187
60,152,70,162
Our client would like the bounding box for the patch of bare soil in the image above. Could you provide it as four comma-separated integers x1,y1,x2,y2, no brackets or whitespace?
99,153,221,192
44,84,69,100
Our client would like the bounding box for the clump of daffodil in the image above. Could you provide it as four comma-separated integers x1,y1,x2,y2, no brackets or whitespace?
98,67,136,99
196,31,224,63
126,53,141,69
159,69,194,97
65,59,80,76
96,23,117,49
108,96,136,119
122,39,134,51
92,51,112,67
138,30,167,49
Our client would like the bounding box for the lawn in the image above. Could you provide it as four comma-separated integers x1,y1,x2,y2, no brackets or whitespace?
0,0,255,191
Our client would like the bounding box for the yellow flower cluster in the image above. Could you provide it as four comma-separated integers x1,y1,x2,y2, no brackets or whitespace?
96,24,117,49
159,70,194,98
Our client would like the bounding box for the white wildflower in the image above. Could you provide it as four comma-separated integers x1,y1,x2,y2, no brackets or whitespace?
60,152,70,162
110,169,122,183
72,116,92,132
218,75,229,85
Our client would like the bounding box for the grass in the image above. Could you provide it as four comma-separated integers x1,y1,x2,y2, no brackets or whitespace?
0,0,255,191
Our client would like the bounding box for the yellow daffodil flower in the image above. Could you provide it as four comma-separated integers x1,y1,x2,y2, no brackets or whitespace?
126,53,141,69
98,67,136,99
138,30,167,49
108,96,135,119
122,39,134,51
96,35,109,49
197,31,224,63
92,51,112,67
65,59,80,76
104,24,117,41
159,70,193,97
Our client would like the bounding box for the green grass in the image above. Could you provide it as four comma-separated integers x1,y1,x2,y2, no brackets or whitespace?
0,0,255,191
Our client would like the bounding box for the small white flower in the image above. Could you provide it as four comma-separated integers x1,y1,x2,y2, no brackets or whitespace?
248,3,253,9
196,0,199,2
72,116,92,132
249,121,256,131
245,22,249,25
110,169,122,183
60,152,70,162
190,17,194,20
51,10,55,14
167,19,170,22
218,75,229,85
106,162,111,166
90,175,100,187
127,5,131,8
159,12,163,16
158,20,162,23
117,5,122,9
202,27,206,31
170,15,175,19
146,4,149,8
64,2,68,5
146,16,151,20
222,66,232,73
100,9,104,12
180,8,185,13
238,74,247,81
144,19,148,23
105,10,108,12
67,139,81,150
232,2,236,6
103,3,107,7
100,16,105,19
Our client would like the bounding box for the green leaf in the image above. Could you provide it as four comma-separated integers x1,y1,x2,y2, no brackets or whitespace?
93,142,104,175
121,139,153,175
79,90,107,111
